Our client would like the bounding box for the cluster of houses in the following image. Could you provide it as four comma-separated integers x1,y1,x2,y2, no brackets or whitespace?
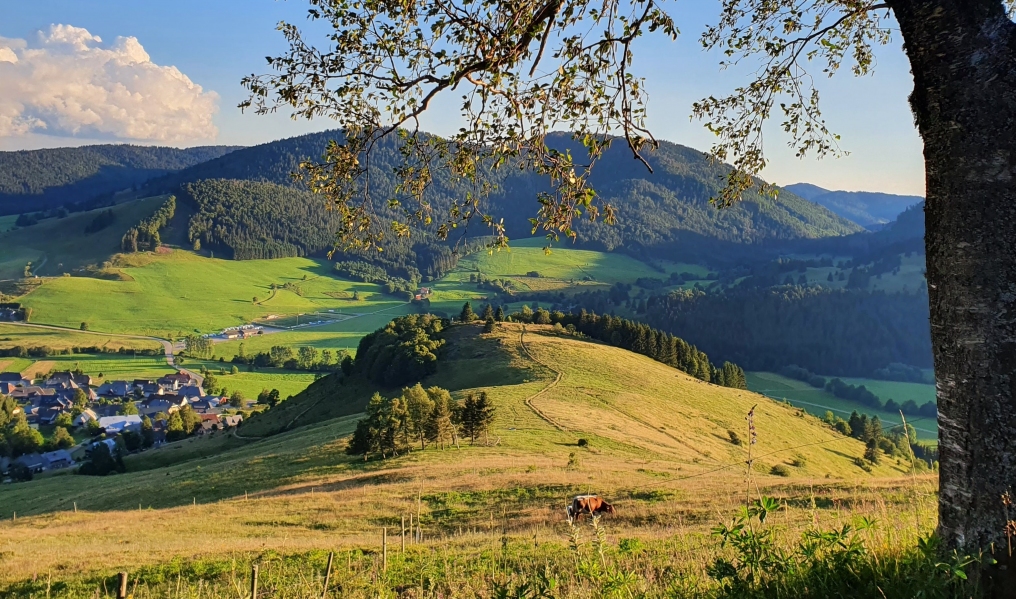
1,369,243,479
414,287,432,301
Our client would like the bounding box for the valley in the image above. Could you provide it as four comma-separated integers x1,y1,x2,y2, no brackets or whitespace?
0,131,939,597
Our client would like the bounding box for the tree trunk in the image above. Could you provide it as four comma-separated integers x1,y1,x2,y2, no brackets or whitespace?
890,0,1016,568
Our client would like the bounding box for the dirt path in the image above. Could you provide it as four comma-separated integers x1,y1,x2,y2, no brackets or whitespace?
4,322,203,386
518,327,567,431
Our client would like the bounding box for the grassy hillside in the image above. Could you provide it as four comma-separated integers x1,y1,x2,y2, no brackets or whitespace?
17,251,403,338
0,322,935,595
0,323,161,352
0,196,170,280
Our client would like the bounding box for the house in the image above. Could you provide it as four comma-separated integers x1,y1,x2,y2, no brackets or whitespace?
89,438,118,454
177,385,204,400
74,408,98,426
13,453,48,473
138,396,183,417
224,330,242,340
197,414,221,434
0,372,29,386
45,371,92,387
188,399,220,414
159,373,194,386
97,381,133,398
98,415,142,434
220,414,243,428
41,449,74,470
11,386,54,401
140,383,163,397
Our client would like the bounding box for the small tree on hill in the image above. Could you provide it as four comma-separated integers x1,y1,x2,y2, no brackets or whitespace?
229,390,245,408
460,392,496,445
460,302,476,323
483,317,495,333
141,416,154,448
426,395,455,450
494,306,505,322
120,401,138,416
48,426,75,450
403,384,434,450
481,304,494,321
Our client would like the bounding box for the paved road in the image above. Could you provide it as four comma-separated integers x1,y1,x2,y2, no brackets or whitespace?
4,322,203,385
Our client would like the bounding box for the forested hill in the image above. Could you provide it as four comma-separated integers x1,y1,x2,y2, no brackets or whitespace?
0,144,240,215
140,129,861,263
489,135,862,260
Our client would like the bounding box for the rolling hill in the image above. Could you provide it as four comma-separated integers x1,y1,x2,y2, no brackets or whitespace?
784,183,923,229
0,321,920,590
138,130,862,263
0,144,240,215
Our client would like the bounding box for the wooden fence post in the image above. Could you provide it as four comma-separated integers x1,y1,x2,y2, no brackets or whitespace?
382,527,388,572
117,572,127,599
408,513,413,544
321,551,334,599
401,515,406,553
250,564,259,599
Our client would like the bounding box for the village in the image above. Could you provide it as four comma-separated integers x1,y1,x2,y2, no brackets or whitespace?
0,369,243,480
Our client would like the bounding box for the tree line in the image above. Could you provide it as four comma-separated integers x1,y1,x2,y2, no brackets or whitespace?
121,195,176,252
780,364,936,418
0,344,162,358
346,385,495,459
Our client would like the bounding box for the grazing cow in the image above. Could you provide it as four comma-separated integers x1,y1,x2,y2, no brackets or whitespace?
566,495,615,522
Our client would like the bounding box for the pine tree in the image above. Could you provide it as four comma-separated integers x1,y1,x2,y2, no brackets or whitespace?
426,395,455,449
403,384,434,450
460,302,477,322
481,303,494,320
494,305,505,322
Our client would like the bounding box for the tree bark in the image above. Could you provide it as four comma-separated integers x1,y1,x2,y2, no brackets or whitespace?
889,0,1016,564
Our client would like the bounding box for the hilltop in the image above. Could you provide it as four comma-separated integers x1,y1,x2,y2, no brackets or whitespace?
0,321,921,588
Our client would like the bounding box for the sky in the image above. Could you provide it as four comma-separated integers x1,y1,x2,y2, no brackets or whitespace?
0,0,925,195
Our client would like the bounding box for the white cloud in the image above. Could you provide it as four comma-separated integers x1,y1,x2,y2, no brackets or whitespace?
0,24,218,142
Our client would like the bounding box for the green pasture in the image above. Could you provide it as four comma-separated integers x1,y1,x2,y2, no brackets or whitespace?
0,323,162,352
745,371,937,440
454,237,680,283
20,251,399,337
0,196,171,280
210,304,416,359
838,376,936,405
184,363,319,401
20,354,175,381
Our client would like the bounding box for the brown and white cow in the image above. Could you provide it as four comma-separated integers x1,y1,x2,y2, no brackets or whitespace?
566,495,615,522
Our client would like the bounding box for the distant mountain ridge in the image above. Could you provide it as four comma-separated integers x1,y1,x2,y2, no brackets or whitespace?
0,144,241,215
139,130,862,262
783,183,923,228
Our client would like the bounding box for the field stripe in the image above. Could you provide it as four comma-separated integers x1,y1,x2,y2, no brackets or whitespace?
21,360,56,380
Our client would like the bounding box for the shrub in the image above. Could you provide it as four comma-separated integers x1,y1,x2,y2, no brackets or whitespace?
790,456,806,468
770,464,791,477
577,438,589,447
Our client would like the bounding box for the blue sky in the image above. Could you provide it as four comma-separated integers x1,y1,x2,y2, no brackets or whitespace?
0,0,924,195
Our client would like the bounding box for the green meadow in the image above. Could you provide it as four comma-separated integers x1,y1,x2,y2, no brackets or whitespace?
19,251,401,337
745,371,937,440
0,196,171,280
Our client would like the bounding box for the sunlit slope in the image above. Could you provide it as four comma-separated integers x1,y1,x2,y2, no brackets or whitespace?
0,196,169,280
18,251,402,337
0,322,916,582
245,323,903,479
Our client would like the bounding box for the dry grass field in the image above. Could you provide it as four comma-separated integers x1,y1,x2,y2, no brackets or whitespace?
0,324,940,597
